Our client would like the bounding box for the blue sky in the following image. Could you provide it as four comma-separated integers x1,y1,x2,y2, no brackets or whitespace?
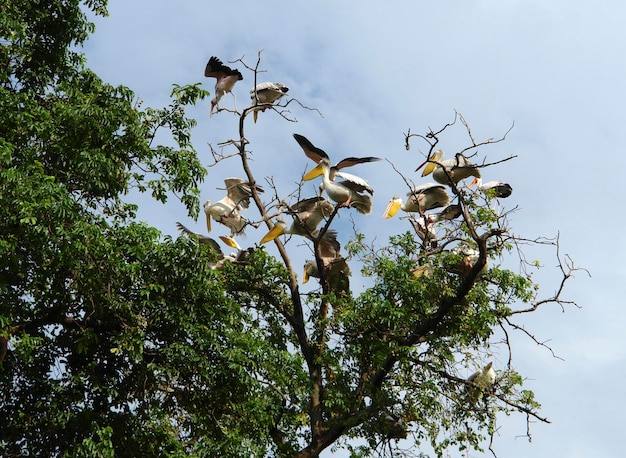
84,1,624,456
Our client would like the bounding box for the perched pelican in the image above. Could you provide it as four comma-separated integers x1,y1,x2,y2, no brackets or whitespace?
451,245,489,275
466,362,496,404
250,82,289,122
260,197,340,259
293,133,380,189
383,414,408,440
204,178,264,236
470,177,513,198
303,159,373,214
303,257,351,296
437,204,463,221
383,183,450,218
417,150,480,185
204,56,243,116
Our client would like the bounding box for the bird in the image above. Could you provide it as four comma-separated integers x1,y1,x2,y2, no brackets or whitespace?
466,361,496,404
260,197,340,260
204,56,243,116
451,245,489,275
204,178,264,236
383,414,408,440
383,183,450,218
303,158,373,214
176,223,245,270
293,133,380,191
250,82,289,122
417,150,481,185
175,222,222,251
303,257,351,296
469,177,513,198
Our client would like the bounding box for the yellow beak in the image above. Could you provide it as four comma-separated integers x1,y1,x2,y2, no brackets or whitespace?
205,212,212,232
219,235,241,250
420,151,440,177
260,224,285,244
302,162,325,181
382,198,402,219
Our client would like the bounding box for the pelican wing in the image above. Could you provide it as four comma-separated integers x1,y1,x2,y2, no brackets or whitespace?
334,171,374,194
176,222,221,252
224,177,264,209
334,156,381,170
204,56,243,80
291,196,334,229
293,133,330,163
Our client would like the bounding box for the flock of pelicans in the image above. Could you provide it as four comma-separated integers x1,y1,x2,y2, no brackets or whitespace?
176,56,504,416
182,56,514,284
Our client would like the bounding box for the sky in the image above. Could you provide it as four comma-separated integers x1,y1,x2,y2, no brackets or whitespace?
83,1,624,456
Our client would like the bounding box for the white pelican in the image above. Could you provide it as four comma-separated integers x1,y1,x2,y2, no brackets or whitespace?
250,82,289,122
204,56,243,116
417,150,480,185
303,158,373,214
466,361,496,403
176,223,246,270
303,257,351,295
469,177,512,198
204,178,264,236
293,133,380,189
451,245,489,275
383,182,450,218
260,197,340,259
175,222,221,251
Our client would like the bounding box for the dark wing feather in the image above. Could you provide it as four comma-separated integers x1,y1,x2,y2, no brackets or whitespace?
334,156,381,170
293,133,330,163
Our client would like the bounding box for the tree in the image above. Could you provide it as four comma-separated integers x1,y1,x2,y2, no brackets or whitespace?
0,2,583,457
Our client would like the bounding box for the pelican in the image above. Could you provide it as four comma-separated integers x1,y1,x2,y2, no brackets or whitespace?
204,56,243,116
469,177,512,198
250,82,289,122
260,197,340,259
176,223,244,270
293,133,380,189
383,414,408,440
175,222,221,251
204,178,264,236
383,183,450,218
451,245,489,275
303,158,373,214
417,150,480,185
466,361,496,404
303,257,351,296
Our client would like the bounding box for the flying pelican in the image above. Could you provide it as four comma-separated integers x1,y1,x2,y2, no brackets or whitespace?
250,82,289,122
293,133,380,188
204,178,264,236
303,158,373,214
204,56,243,116
469,177,513,198
176,223,245,270
417,150,480,185
175,222,221,251
466,361,496,404
260,197,340,259
383,183,450,218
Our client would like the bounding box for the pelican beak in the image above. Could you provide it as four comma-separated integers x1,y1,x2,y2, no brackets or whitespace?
260,224,285,244
302,162,325,181
253,109,259,123
302,267,310,284
382,197,402,219
219,235,241,250
205,212,212,232
417,151,440,176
